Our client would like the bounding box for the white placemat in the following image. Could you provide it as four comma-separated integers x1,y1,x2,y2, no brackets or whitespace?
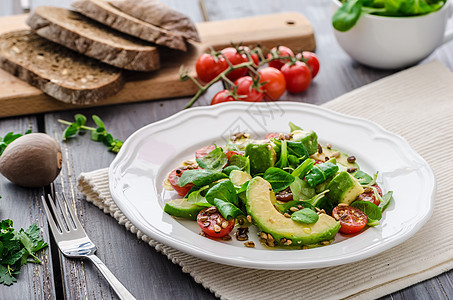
78,61,453,299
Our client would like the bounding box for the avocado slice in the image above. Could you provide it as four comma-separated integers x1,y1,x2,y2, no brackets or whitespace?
326,171,364,205
229,170,252,186
291,130,318,155
245,141,277,175
246,177,340,246
311,147,359,170
164,199,204,220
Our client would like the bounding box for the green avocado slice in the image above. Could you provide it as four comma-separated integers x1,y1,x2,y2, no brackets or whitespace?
245,141,277,175
246,176,340,246
164,199,204,220
326,171,364,205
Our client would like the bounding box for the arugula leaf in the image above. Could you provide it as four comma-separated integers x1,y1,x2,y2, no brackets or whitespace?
263,167,295,192
291,208,319,224
196,146,228,171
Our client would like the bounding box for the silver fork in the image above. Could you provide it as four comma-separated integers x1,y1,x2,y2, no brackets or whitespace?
41,193,136,300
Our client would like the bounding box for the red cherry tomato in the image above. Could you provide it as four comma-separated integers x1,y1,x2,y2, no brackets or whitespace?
234,76,263,102
265,132,280,140
225,150,243,160
195,53,228,83
356,184,383,206
297,51,320,78
332,205,368,234
258,67,286,100
197,207,235,238
211,90,237,105
281,61,312,94
221,47,248,81
168,168,194,197
239,46,259,66
195,145,216,159
267,46,294,70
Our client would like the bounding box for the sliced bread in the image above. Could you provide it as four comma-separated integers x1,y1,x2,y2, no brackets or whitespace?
72,0,188,51
109,0,201,42
26,6,160,72
0,30,124,104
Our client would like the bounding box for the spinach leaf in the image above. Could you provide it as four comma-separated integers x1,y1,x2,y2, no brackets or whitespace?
275,199,314,214
354,170,373,185
292,158,314,178
305,162,339,187
223,165,241,175
187,187,211,207
288,122,302,132
291,208,319,224
275,140,288,169
212,198,244,220
332,0,363,32
290,177,315,201
286,141,309,159
206,180,239,206
263,167,295,192
351,200,382,221
379,191,393,212
179,169,227,187
196,146,228,171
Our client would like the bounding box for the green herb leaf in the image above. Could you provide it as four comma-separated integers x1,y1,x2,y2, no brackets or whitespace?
332,0,363,32
196,146,228,171
291,208,319,224
187,188,211,207
305,161,339,187
179,169,228,187
206,180,238,206
263,167,295,192
290,177,315,201
379,191,393,212
351,200,382,220
291,158,314,178
212,198,244,220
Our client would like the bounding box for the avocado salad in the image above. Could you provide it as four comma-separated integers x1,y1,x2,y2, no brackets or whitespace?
164,122,393,248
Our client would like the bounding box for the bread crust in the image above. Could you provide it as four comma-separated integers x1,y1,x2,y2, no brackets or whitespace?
0,30,124,104
27,7,160,71
72,0,189,51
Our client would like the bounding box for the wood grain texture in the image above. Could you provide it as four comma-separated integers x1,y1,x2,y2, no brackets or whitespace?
0,117,57,300
0,12,314,118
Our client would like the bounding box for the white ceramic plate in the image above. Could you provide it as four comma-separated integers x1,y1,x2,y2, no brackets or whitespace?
109,102,435,270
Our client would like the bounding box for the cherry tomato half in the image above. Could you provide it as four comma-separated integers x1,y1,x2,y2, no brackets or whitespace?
195,145,217,159
297,51,320,78
168,168,194,197
356,184,383,206
211,90,237,105
265,132,280,140
258,67,286,100
221,47,248,81
225,150,244,159
234,76,263,102
281,61,312,94
332,205,368,234
267,46,294,70
195,53,228,83
197,206,235,238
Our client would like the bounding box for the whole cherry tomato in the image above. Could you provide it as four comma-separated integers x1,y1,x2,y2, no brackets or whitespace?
211,90,237,105
239,46,259,66
267,46,294,70
197,206,235,238
297,51,320,78
332,205,368,234
234,76,263,102
221,47,248,81
195,53,228,83
258,67,286,100
281,61,312,93
168,168,194,197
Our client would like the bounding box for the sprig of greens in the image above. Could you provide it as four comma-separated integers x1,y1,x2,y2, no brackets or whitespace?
58,114,123,153
0,130,32,156
332,0,446,32
0,219,48,285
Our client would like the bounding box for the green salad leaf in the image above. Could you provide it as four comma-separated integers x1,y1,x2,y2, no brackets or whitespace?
291,208,319,224
263,167,295,192
196,146,228,171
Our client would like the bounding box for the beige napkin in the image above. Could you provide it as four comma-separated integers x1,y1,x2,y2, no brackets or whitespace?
77,61,453,300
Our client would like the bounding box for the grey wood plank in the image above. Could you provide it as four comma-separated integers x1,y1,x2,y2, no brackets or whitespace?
0,117,56,300
0,0,22,16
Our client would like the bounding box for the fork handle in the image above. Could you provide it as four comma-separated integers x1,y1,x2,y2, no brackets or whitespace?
87,254,136,300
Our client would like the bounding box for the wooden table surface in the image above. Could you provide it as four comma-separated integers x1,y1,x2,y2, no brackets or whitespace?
1,1,452,299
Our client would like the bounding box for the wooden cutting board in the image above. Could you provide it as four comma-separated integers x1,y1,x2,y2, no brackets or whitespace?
0,12,315,118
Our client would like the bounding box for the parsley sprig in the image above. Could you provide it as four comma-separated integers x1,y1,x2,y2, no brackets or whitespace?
0,219,48,285
0,130,32,156
58,114,123,153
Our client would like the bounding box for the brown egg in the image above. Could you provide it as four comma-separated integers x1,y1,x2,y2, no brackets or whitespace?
0,133,62,188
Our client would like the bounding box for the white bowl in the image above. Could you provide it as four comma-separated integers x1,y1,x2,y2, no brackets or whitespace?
331,0,453,69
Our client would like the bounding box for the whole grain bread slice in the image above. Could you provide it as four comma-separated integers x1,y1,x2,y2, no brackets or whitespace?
26,6,160,71
72,0,188,51
109,0,201,42
0,30,124,104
